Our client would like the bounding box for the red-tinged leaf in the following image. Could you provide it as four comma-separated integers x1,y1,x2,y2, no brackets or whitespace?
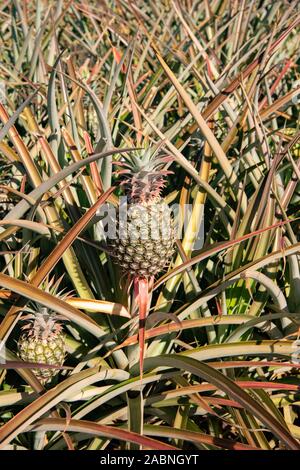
259,59,294,110
165,380,300,395
29,418,177,450
205,56,214,80
112,46,126,72
20,175,26,193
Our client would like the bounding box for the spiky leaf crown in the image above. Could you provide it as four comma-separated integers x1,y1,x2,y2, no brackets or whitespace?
21,308,63,341
116,148,172,204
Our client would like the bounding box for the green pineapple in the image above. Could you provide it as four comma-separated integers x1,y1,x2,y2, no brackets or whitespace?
109,148,175,278
18,308,65,383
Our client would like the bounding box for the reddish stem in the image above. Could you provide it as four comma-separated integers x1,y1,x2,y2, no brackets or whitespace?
259,59,294,110
134,277,149,381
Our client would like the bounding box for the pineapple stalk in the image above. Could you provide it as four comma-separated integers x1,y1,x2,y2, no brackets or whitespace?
134,277,149,383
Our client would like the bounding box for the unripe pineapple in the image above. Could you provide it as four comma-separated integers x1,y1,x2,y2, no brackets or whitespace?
18,309,65,383
109,148,175,278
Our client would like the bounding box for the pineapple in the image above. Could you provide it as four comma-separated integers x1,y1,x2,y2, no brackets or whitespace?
109,148,175,278
18,308,65,383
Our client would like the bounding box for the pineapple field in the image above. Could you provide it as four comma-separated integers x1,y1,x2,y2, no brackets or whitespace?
1,0,300,453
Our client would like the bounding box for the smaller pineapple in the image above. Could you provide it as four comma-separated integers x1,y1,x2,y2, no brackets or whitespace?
18,308,65,383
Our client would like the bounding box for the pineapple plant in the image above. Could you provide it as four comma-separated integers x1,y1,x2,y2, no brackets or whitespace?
18,308,65,383
108,147,176,379
109,148,175,279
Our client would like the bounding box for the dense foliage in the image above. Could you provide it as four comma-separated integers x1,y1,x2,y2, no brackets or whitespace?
0,0,300,450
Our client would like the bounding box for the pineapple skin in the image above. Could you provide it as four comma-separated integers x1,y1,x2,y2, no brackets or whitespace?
111,200,175,278
18,312,65,383
18,333,65,382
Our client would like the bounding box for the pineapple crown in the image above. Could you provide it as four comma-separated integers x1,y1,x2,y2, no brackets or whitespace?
21,308,63,341
114,147,173,204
